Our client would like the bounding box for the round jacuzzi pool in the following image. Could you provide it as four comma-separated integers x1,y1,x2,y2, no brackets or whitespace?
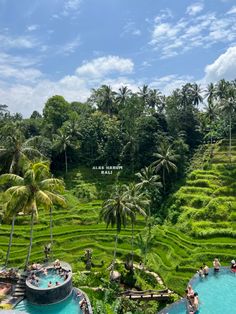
26,264,72,304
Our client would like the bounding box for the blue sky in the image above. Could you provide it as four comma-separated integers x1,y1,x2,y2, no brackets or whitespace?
0,0,236,116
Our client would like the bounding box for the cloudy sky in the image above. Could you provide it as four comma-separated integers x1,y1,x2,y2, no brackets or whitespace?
1,0,236,116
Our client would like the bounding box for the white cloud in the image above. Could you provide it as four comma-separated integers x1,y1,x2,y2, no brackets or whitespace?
76,56,134,78
186,2,204,16
62,0,82,16
59,36,81,55
27,24,39,32
0,33,38,49
154,8,173,23
150,10,236,58
150,75,193,95
0,55,135,116
0,52,42,83
0,64,42,82
121,21,141,37
227,6,236,14
203,46,236,82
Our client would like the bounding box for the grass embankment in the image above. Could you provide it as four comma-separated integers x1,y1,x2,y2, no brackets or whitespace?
1,139,236,297
168,138,236,237
0,167,143,271
149,137,236,293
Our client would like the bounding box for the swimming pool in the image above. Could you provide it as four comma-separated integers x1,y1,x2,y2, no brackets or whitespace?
159,267,236,314
37,269,65,288
15,291,83,314
158,299,187,314
190,267,236,313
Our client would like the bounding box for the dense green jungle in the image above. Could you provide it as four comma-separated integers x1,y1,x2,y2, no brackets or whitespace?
0,80,236,313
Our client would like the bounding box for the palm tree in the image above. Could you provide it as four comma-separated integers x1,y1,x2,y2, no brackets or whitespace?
90,85,116,116
138,85,149,106
135,166,162,216
205,83,216,106
124,184,148,265
219,85,236,162
100,184,147,276
204,102,219,157
0,162,66,269
3,206,21,268
190,83,203,107
53,129,73,174
152,143,179,193
115,86,132,109
0,125,44,174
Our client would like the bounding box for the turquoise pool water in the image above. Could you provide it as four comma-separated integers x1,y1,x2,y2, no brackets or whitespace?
29,269,65,288
15,292,83,314
191,267,236,313
37,269,65,288
158,299,186,314
160,267,236,314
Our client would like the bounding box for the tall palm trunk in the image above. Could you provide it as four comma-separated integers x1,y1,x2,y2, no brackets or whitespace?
162,167,166,194
229,113,232,163
25,211,34,270
210,125,213,159
111,233,118,275
64,148,68,174
50,207,53,259
131,222,134,265
5,215,16,268
9,151,20,174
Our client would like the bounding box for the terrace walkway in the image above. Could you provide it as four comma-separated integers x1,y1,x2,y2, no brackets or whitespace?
120,288,173,301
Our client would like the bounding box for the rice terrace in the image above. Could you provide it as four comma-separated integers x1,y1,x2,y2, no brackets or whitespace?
0,0,236,313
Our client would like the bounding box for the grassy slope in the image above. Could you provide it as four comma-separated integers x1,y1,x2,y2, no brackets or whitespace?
0,167,145,272
1,139,236,297
147,136,236,293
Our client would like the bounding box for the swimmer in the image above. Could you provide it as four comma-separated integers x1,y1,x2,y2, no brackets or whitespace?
203,264,209,276
213,257,221,272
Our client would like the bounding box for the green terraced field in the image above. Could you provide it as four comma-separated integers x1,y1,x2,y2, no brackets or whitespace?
168,137,236,238
1,138,236,296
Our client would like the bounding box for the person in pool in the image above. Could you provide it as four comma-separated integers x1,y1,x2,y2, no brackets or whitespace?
193,292,199,312
203,263,209,276
230,259,236,272
213,257,221,272
48,281,52,288
198,266,204,277
187,284,195,305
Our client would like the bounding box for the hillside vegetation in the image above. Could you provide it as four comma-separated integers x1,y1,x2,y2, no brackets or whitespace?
2,140,236,297
168,137,236,237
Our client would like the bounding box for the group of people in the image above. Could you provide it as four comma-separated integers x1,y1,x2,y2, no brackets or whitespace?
47,281,60,287
197,258,221,278
77,291,89,313
186,285,199,313
28,272,40,286
197,263,209,277
0,268,19,279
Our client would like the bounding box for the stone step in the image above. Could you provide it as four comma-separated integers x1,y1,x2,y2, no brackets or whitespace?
16,283,26,287
13,292,25,297
14,287,26,292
